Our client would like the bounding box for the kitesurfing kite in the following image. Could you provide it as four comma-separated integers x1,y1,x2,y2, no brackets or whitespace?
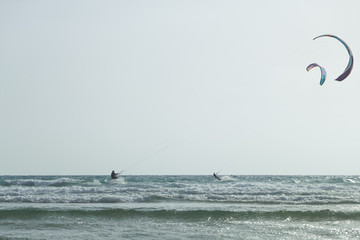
307,34,353,85
306,63,327,86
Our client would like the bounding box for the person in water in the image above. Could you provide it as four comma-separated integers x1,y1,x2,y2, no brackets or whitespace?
111,170,119,179
213,172,221,181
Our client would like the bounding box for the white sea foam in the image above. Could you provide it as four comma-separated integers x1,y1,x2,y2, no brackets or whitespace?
110,177,126,185
220,175,236,181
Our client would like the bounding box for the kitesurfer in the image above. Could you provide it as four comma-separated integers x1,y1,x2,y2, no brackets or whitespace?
111,170,118,179
213,172,221,181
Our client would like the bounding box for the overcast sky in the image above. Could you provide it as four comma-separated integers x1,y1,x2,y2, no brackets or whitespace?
1,0,360,175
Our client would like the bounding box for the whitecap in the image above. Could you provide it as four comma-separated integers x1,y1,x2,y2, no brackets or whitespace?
220,176,236,181
110,177,126,185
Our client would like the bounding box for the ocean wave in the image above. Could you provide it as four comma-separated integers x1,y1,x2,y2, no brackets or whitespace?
2,175,360,187
2,208,360,222
1,192,359,205
0,177,128,188
2,175,360,205
1,177,81,187
0,192,170,204
1,185,359,204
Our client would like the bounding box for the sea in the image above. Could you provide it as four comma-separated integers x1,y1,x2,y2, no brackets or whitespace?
1,175,360,239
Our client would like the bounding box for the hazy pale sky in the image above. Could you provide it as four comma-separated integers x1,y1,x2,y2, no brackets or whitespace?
1,0,360,175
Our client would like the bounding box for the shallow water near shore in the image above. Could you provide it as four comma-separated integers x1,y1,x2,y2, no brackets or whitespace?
1,175,360,239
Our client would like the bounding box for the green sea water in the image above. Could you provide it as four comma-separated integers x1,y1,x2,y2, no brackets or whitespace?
1,175,360,239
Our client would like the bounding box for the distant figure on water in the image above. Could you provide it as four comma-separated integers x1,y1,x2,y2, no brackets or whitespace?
213,172,221,181
111,170,119,179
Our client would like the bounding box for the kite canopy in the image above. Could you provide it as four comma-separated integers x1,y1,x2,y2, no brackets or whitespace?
306,63,327,86
313,34,353,81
